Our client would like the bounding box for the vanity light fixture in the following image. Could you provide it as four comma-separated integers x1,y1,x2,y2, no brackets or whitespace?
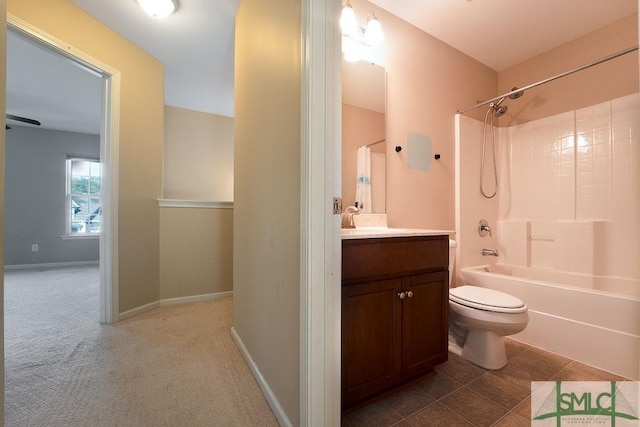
341,3,384,46
340,1,359,36
341,2,384,62
363,12,384,46
137,0,177,19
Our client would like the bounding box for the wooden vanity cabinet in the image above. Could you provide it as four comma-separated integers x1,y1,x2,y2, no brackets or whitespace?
341,235,449,410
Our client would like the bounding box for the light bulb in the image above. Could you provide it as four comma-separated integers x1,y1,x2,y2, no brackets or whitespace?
340,4,358,36
137,0,176,19
363,13,384,46
344,50,362,63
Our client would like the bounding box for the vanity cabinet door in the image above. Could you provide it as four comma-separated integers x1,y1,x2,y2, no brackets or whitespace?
401,271,449,379
342,278,402,407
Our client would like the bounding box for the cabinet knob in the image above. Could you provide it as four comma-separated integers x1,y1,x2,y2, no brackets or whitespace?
398,292,406,300
407,291,414,298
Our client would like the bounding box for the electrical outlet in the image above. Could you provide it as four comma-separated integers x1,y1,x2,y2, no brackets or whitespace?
31,244,38,252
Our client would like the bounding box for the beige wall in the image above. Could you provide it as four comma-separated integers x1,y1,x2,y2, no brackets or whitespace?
347,1,638,230
351,0,497,230
342,103,385,209
8,0,165,312
233,0,301,423
164,106,234,201
159,207,233,300
1,0,6,418
498,14,639,125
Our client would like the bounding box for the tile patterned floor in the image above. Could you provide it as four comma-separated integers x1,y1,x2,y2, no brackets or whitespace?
342,339,628,427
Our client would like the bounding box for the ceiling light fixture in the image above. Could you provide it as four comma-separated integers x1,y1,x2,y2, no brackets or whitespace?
137,0,177,19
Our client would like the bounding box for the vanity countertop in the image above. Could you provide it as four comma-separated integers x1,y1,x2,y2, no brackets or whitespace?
341,228,454,240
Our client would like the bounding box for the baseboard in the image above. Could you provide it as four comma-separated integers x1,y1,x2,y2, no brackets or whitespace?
159,291,233,307
118,300,161,321
230,326,292,427
4,260,99,270
118,291,234,321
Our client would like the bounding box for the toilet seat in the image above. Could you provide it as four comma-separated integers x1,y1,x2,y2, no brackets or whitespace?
450,285,527,314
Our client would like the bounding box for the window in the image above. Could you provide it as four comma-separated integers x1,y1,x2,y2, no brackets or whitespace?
67,157,101,235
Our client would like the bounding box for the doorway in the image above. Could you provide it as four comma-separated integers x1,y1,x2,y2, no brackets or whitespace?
4,16,120,421
5,18,119,322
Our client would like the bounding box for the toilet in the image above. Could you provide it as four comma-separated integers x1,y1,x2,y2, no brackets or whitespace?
447,240,529,370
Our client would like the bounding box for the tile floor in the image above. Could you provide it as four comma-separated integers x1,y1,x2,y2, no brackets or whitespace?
342,339,628,427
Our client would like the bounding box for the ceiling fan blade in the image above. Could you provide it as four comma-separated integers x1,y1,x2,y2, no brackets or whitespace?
6,114,41,126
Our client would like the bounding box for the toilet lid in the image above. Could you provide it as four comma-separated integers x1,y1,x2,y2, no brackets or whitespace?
450,285,527,313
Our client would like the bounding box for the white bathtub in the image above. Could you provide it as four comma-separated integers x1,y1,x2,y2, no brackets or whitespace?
460,264,640,380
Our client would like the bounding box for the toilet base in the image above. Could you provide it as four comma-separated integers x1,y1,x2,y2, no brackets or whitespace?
461,329,507,370
447,339,463,357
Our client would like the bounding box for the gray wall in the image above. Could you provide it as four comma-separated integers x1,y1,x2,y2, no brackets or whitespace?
4,126,100,266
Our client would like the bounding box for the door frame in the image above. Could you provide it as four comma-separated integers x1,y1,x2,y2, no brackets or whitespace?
300,0,342,425
7,14,120,324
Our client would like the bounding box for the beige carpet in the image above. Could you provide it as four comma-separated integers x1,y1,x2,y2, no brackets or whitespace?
4,265,278,426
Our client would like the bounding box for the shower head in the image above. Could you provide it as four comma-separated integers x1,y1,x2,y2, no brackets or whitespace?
489,87,522,117
509,86,524,99
492,96,506,107
489,98,508,117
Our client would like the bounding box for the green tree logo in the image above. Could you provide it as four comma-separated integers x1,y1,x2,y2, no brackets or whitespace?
532,381,639,426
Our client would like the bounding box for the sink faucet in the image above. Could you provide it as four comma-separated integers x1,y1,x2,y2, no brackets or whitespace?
341,206,360,229
482,248,499,257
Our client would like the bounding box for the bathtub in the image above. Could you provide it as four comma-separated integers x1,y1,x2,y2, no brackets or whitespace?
460,265,640,380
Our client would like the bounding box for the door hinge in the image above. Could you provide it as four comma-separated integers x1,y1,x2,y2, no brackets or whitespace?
332,197,343,215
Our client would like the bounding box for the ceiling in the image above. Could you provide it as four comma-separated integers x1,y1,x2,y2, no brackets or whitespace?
6,30,103,135
6,0,638,134
369,0,638,72
70,0,239,117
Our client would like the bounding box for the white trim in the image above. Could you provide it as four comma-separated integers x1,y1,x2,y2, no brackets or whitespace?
230,327,293,427
66,156,101,236
118,300,161,321
300,0,341,425
157,199,233,209
159,291,233,307
4,260,99,271
101,67,121,325
117,291,234,321
7,15,121,325
60,234,100,240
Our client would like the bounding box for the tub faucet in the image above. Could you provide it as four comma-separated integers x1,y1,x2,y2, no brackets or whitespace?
478,219,492,237
482,248,499,257
341,206,360,229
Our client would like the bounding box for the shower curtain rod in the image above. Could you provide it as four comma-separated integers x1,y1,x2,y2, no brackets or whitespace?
365,139,386,147
457,44,639,114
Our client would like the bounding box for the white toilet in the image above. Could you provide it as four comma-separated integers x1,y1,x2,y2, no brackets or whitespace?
447,240,529,370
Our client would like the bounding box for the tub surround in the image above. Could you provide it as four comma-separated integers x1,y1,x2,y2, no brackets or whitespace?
456,93,639,281
455,93,640,381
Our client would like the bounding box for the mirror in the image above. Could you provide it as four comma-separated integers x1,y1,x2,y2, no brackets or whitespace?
342,60,386,213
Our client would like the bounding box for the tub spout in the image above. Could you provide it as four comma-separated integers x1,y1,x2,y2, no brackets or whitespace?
482,248,499,257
